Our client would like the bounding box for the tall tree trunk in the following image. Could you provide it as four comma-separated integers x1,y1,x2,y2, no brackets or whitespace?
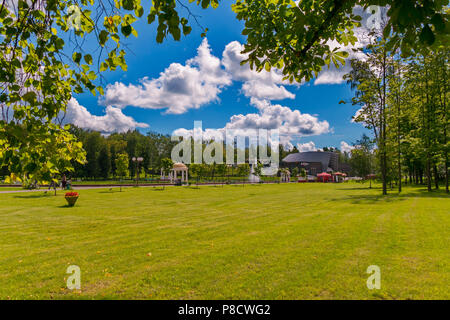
433,164,439,190
414,166,418,184
425,63,432,192
443,54,449,193
426,159,432,191
397,68,402,193
446,153,449,193
381,48,388,195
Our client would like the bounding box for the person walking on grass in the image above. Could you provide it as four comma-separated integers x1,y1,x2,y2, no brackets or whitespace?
61,174,67,190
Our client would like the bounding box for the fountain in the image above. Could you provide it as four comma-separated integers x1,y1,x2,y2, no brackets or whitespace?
248,161,260,183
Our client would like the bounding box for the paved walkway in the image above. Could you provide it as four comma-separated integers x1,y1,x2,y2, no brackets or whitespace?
0,185,172,194
0,182,282,194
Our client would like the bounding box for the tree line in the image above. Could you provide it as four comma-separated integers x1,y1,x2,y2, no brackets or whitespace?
345,31,449,194
1,1,447,187
67,127,176,180
2,125,349,182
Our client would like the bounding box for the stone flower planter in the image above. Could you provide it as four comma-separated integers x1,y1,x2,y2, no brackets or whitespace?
65,192,79,207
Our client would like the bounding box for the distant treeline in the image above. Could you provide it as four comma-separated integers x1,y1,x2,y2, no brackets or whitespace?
0,126,353,181
61,127,354,180
68,127,176,180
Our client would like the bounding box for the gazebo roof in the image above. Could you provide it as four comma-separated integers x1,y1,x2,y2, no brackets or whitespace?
173,163,188,170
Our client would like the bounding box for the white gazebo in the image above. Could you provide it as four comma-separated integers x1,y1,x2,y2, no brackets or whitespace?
280,169,291,183
169,163,189,184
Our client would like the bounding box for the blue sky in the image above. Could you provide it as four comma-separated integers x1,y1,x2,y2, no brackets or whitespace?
67,2,369,152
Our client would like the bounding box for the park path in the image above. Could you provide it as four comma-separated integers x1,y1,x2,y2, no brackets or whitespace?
0,185,173,194
0,182,282,194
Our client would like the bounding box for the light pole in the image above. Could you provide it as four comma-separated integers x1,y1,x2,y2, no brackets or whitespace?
132,157,144,186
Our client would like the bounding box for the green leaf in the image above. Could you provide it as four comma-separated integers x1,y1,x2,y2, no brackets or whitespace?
100,62,108,71
111,34,120,43
84,54,93,65
182,25,192,35
122,0,134,11
431,14,445,32
22,91,37,104
87,71,97,80
147,13,156,24
97,86,104,95
99,30,109,46
135,5,144,18
72,52,82,64
121,24,132,37
419,25,435,46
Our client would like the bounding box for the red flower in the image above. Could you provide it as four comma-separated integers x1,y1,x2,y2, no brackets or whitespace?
65,192,79,197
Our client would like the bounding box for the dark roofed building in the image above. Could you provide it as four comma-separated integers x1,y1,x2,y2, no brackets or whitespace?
282,152,339,176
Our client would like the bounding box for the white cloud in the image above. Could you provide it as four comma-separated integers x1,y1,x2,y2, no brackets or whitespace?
242,80,295,100
241,98,330,138
297,141,318,152
100,39,300,116
352,106,370,124
66,98,149,134
173,98,330,148
340,141,354,153
222,41,296,100
101,38,232,114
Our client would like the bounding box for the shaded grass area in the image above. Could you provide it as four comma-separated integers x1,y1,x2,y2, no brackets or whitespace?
0,183,448,299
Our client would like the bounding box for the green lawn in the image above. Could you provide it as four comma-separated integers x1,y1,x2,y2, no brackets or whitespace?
0,183,448,300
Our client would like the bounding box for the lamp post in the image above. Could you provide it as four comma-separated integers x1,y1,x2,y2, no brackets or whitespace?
132,157,144,186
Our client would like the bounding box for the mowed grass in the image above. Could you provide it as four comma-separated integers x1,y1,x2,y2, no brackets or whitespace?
0,183,448,300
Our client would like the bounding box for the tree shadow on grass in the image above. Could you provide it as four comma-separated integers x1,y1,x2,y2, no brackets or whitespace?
13,193,54,199
396,190,450,199
342,188,449,204
344,194,408,204
151,187,166,191
337,186,382,191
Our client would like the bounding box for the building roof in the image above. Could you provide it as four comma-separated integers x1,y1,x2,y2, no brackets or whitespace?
282,152,334,171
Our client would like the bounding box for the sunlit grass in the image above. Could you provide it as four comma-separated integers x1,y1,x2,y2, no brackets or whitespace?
0,183,448,299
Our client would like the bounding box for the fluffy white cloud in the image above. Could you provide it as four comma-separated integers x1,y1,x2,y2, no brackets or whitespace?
173,98,330,148
66,98,149,134
100,39,301,115
222,41,296,100
297,141,318,152
240,98,330,137
351,106,370,124
340,141,354,153
101,38,232,114
242,80,295,100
